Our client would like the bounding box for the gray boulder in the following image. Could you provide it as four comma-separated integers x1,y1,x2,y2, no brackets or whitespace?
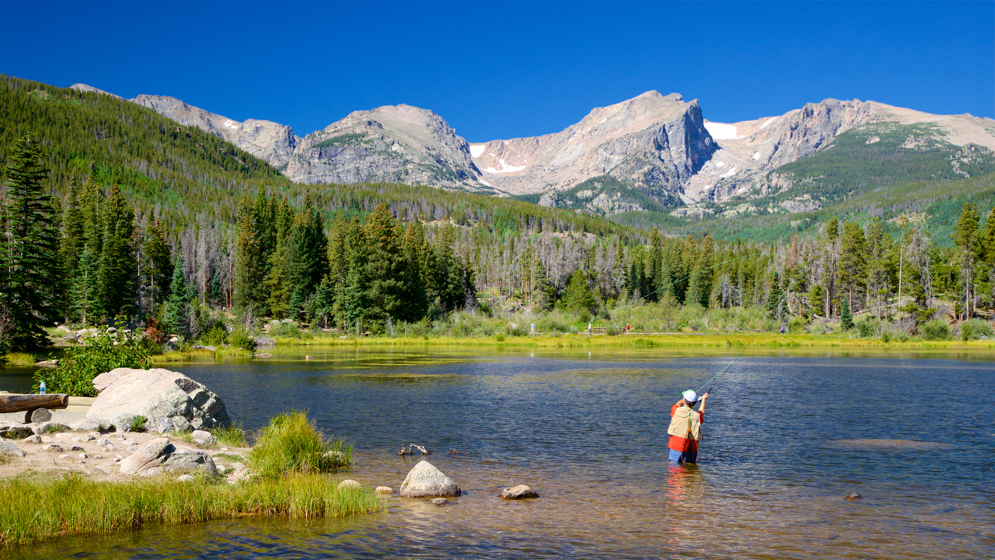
88,368,231,433
112,413,138,433
119,437,218,477
0,439,25,457
31,422,69,435
398,461,461,498
73,418,106,433
191,430,216,447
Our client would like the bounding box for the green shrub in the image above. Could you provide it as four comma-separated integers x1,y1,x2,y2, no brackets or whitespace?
959,318,994,341
211,422,248,447
921,320,951,341
249,411,351,479
34,331,151,396
129,415,147,432
200,324,228,347
788,315,808,334
229,330,256,351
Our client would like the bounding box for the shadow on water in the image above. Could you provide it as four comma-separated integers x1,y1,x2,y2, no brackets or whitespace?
2,346,994,558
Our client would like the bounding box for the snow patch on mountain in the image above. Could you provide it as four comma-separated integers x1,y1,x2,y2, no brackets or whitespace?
469,144,485,158
704,122,741,140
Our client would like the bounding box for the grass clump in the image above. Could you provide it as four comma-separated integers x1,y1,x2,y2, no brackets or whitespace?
921,319,951,341
0,472,382,546
211,422,248,448
959,318,994,341
3,353,38,366
129,415,147,432
249,411,351,479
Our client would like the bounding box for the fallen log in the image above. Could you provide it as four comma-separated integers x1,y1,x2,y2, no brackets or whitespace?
0,393,70,413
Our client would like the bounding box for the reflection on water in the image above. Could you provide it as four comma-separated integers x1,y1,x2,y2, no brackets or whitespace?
2,347,993,558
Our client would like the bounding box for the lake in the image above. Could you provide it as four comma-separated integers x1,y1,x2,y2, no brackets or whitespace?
2,346,993,558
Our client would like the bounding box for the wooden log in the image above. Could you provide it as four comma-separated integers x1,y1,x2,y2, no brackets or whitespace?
0,393,70,414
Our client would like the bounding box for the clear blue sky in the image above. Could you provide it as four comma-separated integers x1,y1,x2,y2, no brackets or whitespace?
2,1,992,142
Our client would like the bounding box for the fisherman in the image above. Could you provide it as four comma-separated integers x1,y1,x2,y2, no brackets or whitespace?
667,390,708,464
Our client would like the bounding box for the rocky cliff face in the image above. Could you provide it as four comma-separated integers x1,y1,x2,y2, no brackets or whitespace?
285,104,487,191
469,91,717,203
129,94,300,169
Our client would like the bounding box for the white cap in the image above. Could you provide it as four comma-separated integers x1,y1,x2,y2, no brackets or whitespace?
682,390,698,403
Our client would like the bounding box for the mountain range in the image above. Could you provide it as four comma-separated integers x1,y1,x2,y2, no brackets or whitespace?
71,83,995,219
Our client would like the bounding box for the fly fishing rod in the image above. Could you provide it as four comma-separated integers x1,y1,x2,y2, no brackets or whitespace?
694,346,747,395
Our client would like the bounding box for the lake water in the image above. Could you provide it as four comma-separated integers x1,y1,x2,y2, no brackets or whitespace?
2,346,993,558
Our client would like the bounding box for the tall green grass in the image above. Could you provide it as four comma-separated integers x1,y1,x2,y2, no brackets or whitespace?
249,411,351,478
2,353,38,366
211,422,248,448
0,473,382,546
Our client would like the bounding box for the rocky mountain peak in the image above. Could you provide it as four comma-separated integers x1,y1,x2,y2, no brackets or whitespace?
70,83,123,99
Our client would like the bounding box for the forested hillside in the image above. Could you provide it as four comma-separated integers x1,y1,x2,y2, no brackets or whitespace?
2,76,994,357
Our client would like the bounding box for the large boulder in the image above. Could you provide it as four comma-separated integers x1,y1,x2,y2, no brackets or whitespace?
88,368,230,433
119,437,218,477
0,439,25,458
398,461,462,498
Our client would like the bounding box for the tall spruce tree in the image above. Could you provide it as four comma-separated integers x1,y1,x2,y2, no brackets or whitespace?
142,219,173,316
70,244,100,325
97,185,136,318
952,203,981,320
163,253,190,337
2,134,60,349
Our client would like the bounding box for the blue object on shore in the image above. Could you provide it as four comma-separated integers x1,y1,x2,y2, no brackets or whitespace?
39,381,46,394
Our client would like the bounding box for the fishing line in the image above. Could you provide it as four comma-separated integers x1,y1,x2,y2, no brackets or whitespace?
694,346,747,395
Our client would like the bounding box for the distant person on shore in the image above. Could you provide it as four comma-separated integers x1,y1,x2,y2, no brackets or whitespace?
668,390,708,464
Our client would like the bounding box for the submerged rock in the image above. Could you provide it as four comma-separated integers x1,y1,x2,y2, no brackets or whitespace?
398,461,461,498
375,486,394,494
499,485,539,500
431,498,451,506
845,493,863,501
338,479,362,490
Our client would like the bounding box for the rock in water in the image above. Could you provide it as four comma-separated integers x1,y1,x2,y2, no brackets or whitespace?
398,461,461,498
88,368,231,433
375,486,394,494
499,485,539,500
0,440,25,457
119,437,218,477
431,498,450,506
29,408,52,423
338,479,362,490
845,493,863,501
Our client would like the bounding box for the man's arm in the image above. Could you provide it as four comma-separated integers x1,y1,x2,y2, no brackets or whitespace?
697,392,709,414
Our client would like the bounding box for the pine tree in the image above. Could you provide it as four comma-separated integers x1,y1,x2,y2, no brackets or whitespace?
142,219,172,316
839,221,867,311
59,181,86,320
767,271,784,320
2,134,61,349
563,269,595,315
841,295,853,330
233,210,263,314
163,253,190,337
363,204,404,329
287,198,329,318
70,244,100,325
97,185,136,318
952,203,981,320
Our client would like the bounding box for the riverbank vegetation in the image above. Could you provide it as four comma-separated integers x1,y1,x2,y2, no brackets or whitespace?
0,411,376,547
1,77,994,367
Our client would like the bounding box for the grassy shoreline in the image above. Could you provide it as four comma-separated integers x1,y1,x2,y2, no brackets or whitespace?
261,332,995,351
0,473,382,546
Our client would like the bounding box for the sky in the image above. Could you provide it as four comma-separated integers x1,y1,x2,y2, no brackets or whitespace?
1,1,992,143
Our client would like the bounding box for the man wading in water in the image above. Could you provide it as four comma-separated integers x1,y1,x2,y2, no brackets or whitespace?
667,390,709,464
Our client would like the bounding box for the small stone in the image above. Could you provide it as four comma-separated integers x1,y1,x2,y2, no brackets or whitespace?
42,444,64,452
398,461,462,498
23,435,42,444
60,454,69,459
338,479,362,490
431,498,450,506
191,430,216,447
94,465,111,475
78,453,88,459
73,434,96,442
323,450,347,466
845,493,863,501
500,485,540,500
122,438,137,446
93,454,102,459
375,486,394,494
99,439,115,449
69,445,85,452
177,475,195,482
30,408,52,423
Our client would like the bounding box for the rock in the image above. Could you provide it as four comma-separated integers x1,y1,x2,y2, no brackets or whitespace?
305,355,314,360
337,479,362,490
35,360,59,368
112,413,138,433
29,408,52,423
499,485,539,500
73,418,106,433
0,423,33,439
177,474,195,482
230,462,246,474
94,465,111,475
119,437,219,477
253,336,276,347
99,438,115,449
845,493,863,501
73,434,96,442
32,423,70,435
42,444,63,452
23,435,42,444
191,430,216,447
375,486,394,494
254,353,273,358
0,440,25,457
78,453,88,459
88,368,231,433
431,498,450,506
122,438,137,446
192,345,216,352
398,461,461,498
